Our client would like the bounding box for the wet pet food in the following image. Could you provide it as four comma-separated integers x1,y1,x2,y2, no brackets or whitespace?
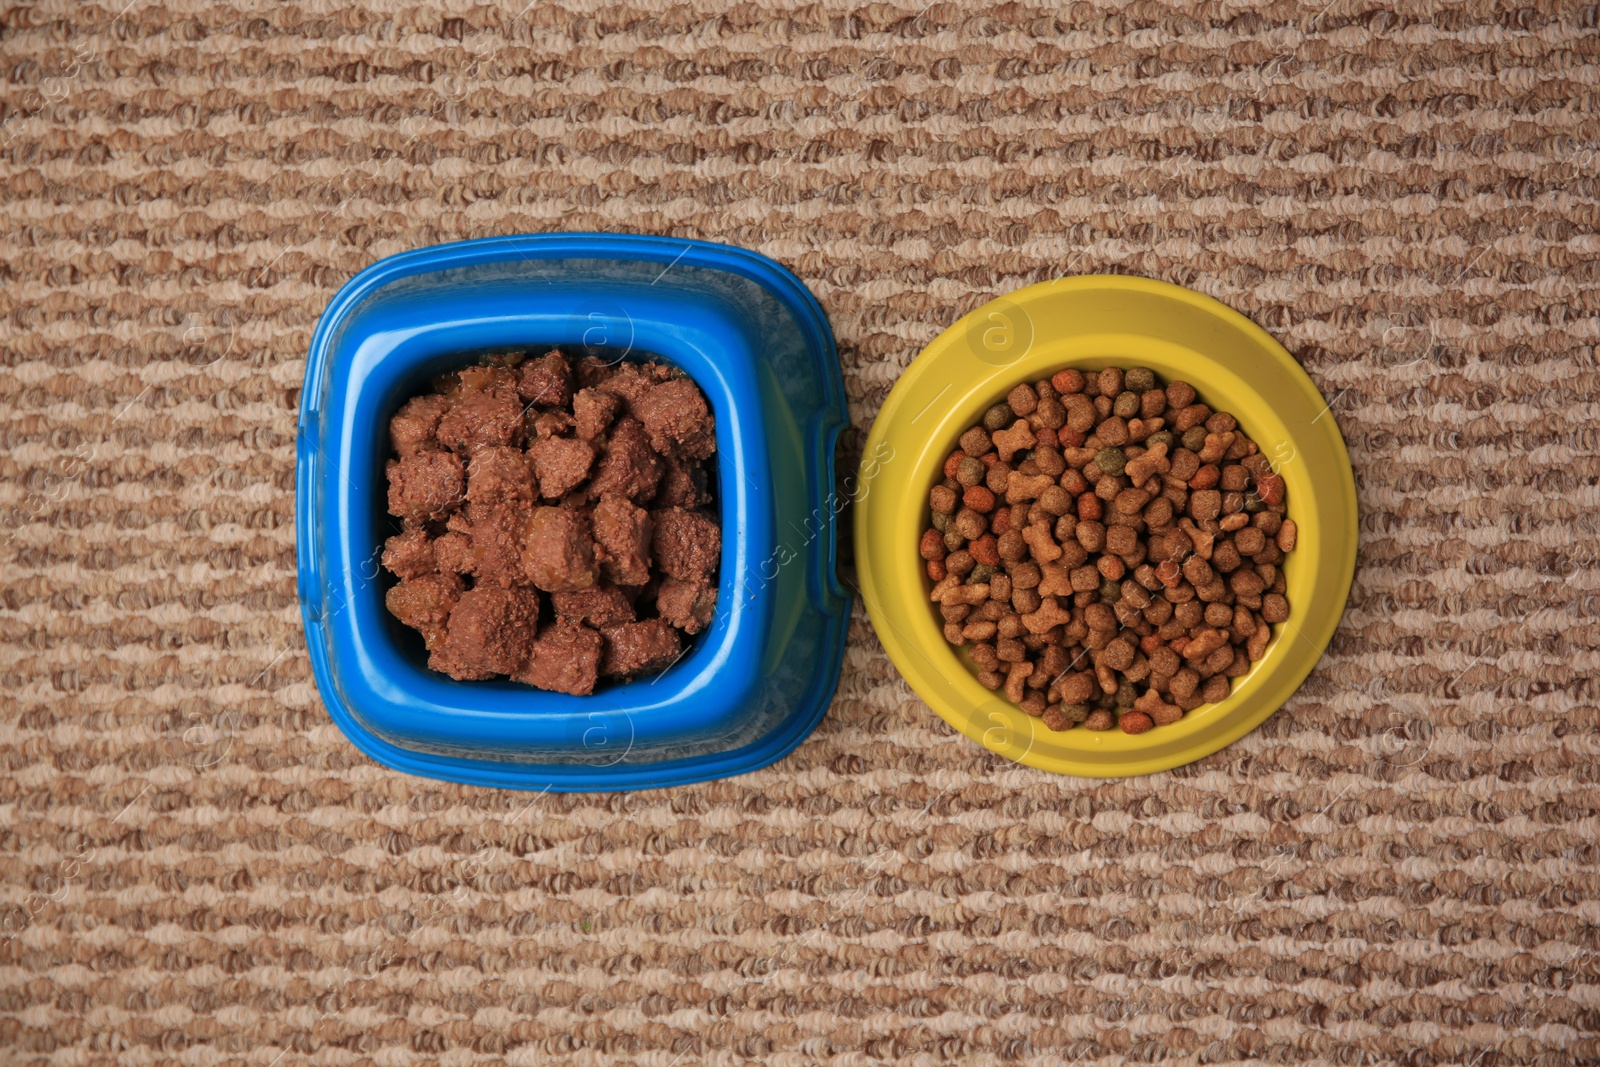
920,367,1295,734
381,351,720,694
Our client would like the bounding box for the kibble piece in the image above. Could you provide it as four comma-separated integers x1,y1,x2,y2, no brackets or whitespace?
1052,369,1086,395
1007,384,1038,416
960,427,993,457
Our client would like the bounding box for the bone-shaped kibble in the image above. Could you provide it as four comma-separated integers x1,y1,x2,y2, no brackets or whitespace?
1023,595,1072,635
991,420,1037,463
1021,523,1062,563
1005,472,1054,504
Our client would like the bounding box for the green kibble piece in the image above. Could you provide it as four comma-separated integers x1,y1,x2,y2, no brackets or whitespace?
1095,690,1116,709
931,511,951,533
956,455,985,487
1125,367,1157,393
969,563,995,583
983,403,1014,432
1115,680,1137,708
1113,392,1140,419
1243,491,1265,513
1095,447,1127,476
1063,704,1090,723
1147,431,1176,448
1099,579,1121,602
1182,426,1208,451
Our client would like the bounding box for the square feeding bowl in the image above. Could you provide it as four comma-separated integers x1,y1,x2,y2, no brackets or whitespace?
296,234,850,791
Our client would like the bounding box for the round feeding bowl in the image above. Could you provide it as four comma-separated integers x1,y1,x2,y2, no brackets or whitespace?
297,234,849,791
855,275,1357,777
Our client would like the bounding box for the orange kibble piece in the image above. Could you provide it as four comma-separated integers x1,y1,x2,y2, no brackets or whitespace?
1056,427,1086,448
990,508,1012,536
964,485,996,512
1139,634,1165,654
1189,464,1220,490
1258,472,1286,507
969,535,1000,567
1119,711,1154,734
1052,369,1086,394
1077,494,1102,521
926,559,946,581
943,451,964,479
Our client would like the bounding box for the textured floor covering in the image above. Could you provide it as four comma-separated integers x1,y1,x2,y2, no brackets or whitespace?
3,1,1599,1064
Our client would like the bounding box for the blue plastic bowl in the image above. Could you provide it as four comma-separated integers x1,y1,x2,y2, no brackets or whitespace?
296,234,849,791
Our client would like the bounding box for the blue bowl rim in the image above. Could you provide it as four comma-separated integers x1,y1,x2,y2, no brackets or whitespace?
296,233,849,791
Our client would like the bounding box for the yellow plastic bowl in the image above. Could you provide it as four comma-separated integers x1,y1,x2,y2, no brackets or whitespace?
855,275,1358,777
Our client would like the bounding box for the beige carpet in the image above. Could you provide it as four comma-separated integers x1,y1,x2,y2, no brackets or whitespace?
3,1,1598,1064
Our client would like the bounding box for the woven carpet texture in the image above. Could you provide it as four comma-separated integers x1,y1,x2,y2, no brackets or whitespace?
3,1,1599,1064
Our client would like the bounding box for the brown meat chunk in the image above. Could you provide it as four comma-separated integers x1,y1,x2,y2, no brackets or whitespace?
386,451,465,523
522,506,597,592
600,619,683,678
574,355,618,391
436,384,524,454
595,360,660,404
513,619,603,695
572,388,620,441
527,436,595,499
651,507,720,580
466,445,535,505
432,531,473,575
592,493,652,586
634,378,715,459
656,576,717,635
465,501,532,588
590,417,662,501
654,454,711,509
530,410,574,439
385,571,464,645
389,394,451,457
433,586,541,679
381,528,435,580
516,350,571,406
551,586,636,629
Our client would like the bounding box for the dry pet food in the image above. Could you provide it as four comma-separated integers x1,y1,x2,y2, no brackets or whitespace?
381,351,720,694
920,367,1295,734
